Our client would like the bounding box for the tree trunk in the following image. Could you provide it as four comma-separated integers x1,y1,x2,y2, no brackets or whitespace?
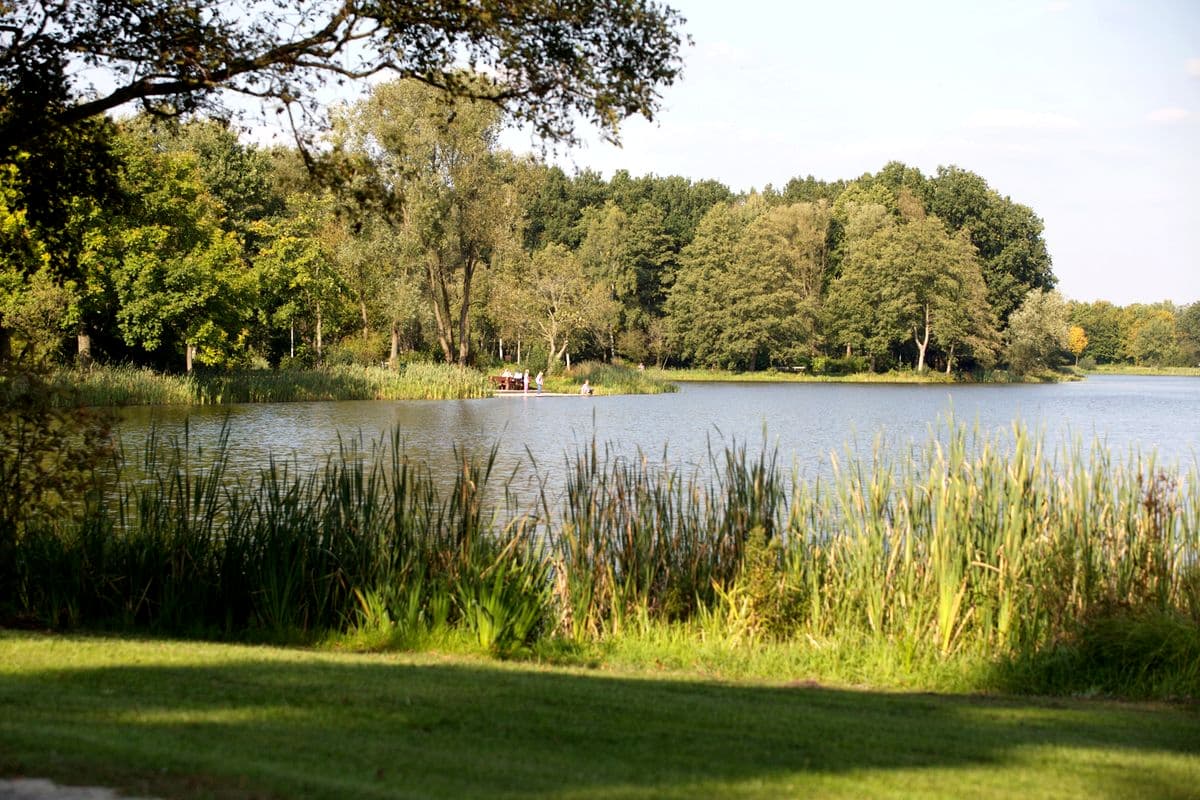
315,304,323,359
945,343,955,375
426,255,456,364
914,304,931,373
289,321,295,359
499,337,504,361
389,321,400,368
456,257,475,366
76,332,93,367
360,300,369,339
185,343,196,373
845,342,852,358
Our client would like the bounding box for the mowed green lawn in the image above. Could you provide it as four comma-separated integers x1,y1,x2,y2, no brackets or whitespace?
1,633,1197,799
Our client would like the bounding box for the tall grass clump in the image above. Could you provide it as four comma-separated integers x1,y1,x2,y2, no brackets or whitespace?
55,365,196,406
551,361,677,395
54,363,494,406
5,426,548,655
190,363,492,403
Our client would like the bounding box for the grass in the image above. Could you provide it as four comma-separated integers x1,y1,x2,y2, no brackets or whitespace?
2,632,1198,800
649,366,948,383
651,366,1087,384
1084,364,1200,377
493,361,678,395
52,362,674,406
52,363,495,406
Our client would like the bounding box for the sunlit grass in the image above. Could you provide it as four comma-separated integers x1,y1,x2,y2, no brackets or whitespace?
1084,364,1200,376
53,363,494,405
1,632,1197,800
652,367,961,383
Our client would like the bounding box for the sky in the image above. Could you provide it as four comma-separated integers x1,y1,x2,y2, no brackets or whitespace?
500,0,1200,306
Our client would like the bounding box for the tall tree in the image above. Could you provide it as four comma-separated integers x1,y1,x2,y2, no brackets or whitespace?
103,121,249,371
508,244,615,374
739,202,831,355
1125,306,1179,366
924,166,1054,324
252,191,344,363
337,78,523,366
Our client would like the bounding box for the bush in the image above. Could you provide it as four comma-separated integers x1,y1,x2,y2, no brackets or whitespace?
326,332,388,366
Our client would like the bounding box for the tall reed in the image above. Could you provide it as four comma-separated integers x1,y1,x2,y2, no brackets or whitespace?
54,363,494,406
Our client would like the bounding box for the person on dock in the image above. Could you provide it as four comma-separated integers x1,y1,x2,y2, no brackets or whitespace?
580,379,592,395
523,369,530,393
535,371,544,394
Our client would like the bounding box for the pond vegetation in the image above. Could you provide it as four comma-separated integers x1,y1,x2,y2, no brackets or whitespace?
3,420,1196,700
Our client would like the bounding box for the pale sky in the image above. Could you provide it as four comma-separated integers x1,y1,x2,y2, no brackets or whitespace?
502,0,1200,306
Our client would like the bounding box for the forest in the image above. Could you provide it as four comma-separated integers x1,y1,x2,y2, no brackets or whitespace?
2,79,1197,379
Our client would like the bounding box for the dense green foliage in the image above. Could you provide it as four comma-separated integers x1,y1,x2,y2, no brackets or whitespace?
4,423,1197,699
3,75,1193,381
3,634,1199,800
2,68,1103,380
1069,299,1200,368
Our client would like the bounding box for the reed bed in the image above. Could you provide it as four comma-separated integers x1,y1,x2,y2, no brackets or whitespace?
552,361,678,395
4,422,1197,695
53,363,494,406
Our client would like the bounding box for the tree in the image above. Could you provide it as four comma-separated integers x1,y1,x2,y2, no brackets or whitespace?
336,79,524,366
1067,325,1088,365
738,202,831,356
508,244,615,374
0,0,684,155
1126,306,1178,366
831,212,992,373
252,191,344,363
1005,289,1069,376
1177,302,1200,366
1068,301,1124,364
923,166,1055,324
665,199,817,371
103,120,249,371
664,202,744,368
0,162,50,359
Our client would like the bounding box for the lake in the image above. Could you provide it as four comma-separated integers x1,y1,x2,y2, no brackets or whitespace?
114,375,1200,502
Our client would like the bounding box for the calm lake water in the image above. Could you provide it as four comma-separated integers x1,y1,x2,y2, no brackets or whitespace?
116,375,1200,500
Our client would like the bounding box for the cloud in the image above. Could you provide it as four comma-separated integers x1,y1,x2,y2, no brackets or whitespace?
1188,58,1200,77
1147,107,1190,123
1046,1,1071,12
966,108,1081,130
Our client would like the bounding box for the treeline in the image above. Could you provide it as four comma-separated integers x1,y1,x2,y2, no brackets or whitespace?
1068,301,1200,368
5,77,1182,377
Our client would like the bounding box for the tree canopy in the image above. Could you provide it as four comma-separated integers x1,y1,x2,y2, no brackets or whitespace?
0,0,686,154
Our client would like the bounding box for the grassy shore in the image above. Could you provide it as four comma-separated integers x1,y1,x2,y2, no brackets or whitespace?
1084,365,1200,377
2,633,1198,800
648,367,1071,384
53,363,495,405
50,361,676,406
